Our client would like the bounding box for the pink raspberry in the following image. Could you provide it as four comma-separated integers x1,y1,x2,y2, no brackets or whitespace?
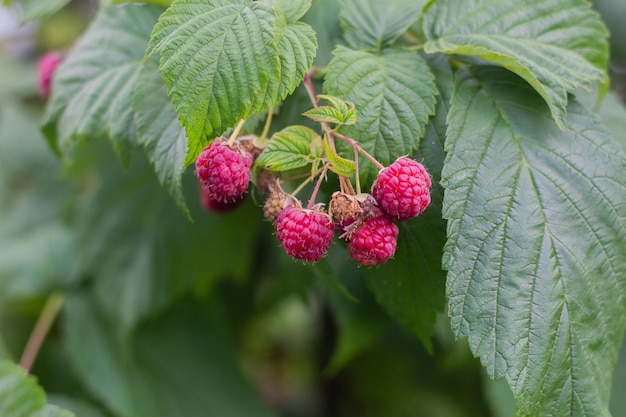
200,184,244,213
348,216,399,266
275,204,334,262
195,138,254,203
38,51,62,99
371,156,431,222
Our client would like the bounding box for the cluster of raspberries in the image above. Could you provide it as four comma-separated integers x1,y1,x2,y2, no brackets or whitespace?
196,139,431,266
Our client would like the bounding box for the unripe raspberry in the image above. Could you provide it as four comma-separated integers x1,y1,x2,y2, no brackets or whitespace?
195,138,253,204
330,192,383,241
275,203,334,262
348,216,399,266
38,51,62,99
263,191,288,223
200,184,244,213
372,157,431,222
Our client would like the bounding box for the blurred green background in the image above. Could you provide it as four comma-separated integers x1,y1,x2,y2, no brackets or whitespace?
0,1,625,416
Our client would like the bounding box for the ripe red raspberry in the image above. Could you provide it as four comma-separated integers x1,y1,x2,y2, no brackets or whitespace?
348,216,399,266
38,51,62,99
195,138,253,203
275,204,334,262
200,184,244,213
372,157,431,222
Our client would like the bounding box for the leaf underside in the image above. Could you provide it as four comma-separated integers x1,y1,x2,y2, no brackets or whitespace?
42,4,162,166
422,0,609,129
338,0,424,50
132,55,190,217
443,66,626,417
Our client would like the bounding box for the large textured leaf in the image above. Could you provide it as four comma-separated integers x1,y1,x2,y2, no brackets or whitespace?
74,150,261,332
260,0,310,23
338,0,424,50
0,361,74,417
132,55,190,217
324,46,437,184
422,0,609,129
364,55,450,351
146,0,315,149
255,15,317,112
42,4,162,166
443,66,626,416
273,20,317,104
64,293,277,417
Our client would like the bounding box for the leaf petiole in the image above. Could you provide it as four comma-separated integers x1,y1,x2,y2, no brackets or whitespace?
227,119,246,146
19,292,64,373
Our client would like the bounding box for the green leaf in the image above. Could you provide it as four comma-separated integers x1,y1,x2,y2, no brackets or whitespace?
323,135,355,177
443,66,626,417
271,19,318,107
364,55,450,351
595,91,626,152
422,0,609,130
303,106,348,125
42,4,162,166
147,0,315,149
74,150,261,332
255,125,321,171
132,55,190,218
324,46,437,184
338,0,424,50
0,361,74,417
261,0,311,23
611,337,626,416
303,95,357,125
64,294,277,417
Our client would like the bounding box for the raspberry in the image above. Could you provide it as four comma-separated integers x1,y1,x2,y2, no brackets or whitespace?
38,51,62,99
330,192,383,241
200,184,244,213
372,157,431,222
195,138,254,203
263,191,288,223
275,204,334,262
348,216,399,266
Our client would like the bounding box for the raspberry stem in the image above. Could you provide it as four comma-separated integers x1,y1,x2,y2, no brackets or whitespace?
20,292,64,373
227,119,246,146
257,105,274,146
339,175,355,195
353,146,361,194
307,163,329,209
291,175,314,197
334,132,385,170
303,70,385,176
303,72,337,153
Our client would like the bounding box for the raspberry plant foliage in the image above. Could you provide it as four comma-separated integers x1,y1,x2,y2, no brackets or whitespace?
32,0,626,415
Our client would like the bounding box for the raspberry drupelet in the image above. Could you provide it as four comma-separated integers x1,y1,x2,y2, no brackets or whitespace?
371,157,431,222
348,216,399,266
274,204,334,262
195,138,254,204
